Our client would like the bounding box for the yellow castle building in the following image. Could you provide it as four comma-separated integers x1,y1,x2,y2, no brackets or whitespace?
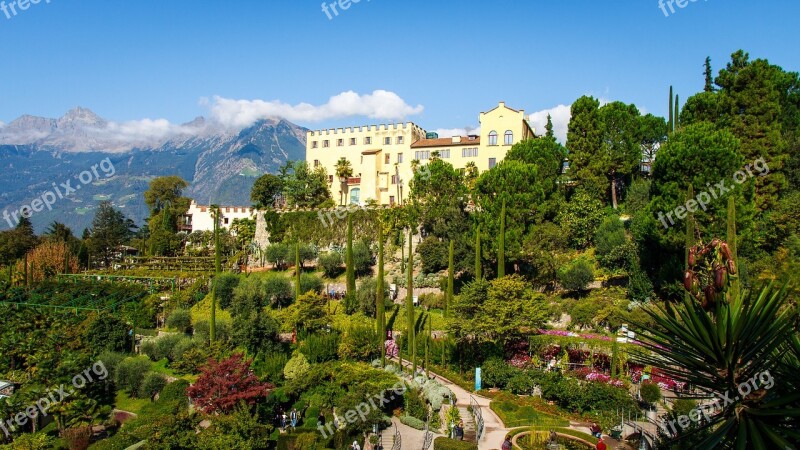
305,102,536,205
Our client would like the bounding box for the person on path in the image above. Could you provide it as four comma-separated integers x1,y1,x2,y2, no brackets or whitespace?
281,412,287,431
455,421,464,440
596,438,608,450
351,440,361,450
317,411,325,427
290,408,298,429
501,437,512,450
590,422,602,438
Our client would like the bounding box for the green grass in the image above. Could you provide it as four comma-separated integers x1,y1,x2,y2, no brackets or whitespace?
115,391,151,415
190,292,233,324
506,426,599,448
151,358,198,382
491,396,570,428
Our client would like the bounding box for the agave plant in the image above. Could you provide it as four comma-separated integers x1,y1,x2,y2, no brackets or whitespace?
634,283,800,449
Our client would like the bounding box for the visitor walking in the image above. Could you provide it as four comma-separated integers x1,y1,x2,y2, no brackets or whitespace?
351,439,361,450
501,437,512,450
290,408,298,429
455,420,464,440
281,411,287,431
596,437,607,450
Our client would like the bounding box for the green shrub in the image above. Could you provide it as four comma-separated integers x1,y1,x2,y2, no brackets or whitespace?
214,272,241,309
284,353,311,381
166,308,192,333
97,350,126,381
353,239,374,276
299,272,324,295
399,415,426,430
640,382,662,405
116,356,152,397
318,251,344,278
338,324,379,361
558,258,595,292
300,332,340,363
193,319,232,344
482,357,516,389
138,372,167,399
405,388,427,421
433,437,478,450
159,379,190,406
152,333,185,362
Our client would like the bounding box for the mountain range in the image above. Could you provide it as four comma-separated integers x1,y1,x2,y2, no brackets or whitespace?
0,108,307,233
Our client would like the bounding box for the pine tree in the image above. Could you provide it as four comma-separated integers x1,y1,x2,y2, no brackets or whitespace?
545,113,555,139
498,199,506,278
704,56,714,92
446,240,454,318
378,223,386,367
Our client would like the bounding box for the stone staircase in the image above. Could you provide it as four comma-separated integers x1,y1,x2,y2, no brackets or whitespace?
458,405,478,442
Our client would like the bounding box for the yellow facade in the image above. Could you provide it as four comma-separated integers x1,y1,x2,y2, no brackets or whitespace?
305,102,535,205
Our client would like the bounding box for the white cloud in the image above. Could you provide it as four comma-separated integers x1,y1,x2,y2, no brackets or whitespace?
434,126,480,138
206,90,424,128
528,104,572,144
94,119,203,144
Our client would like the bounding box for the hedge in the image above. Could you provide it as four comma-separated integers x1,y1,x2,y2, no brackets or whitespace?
399,415,426,430
433,437,478,450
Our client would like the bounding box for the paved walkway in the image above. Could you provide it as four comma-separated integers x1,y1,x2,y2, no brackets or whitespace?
391,357,508,450
390,357,636,450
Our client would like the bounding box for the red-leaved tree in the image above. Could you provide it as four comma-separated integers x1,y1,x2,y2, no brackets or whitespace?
187,353,273,414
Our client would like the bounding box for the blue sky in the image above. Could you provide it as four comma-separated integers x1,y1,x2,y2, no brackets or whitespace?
1,0,798,141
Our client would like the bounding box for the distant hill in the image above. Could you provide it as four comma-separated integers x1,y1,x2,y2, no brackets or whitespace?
0,108,307,233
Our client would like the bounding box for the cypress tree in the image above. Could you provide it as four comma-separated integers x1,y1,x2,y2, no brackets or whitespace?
685,185,696,303
446,240,454,318
475,225,482,280
498,199,506,278
346,214,355,296
378,223,386,367
674,94,680,130
211,205,220,342
668,86,674,133
424,313,430,378
295,243,301,301
726,197,740,305
407,228,416,374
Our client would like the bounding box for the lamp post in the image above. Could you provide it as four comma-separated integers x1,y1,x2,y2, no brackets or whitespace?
339,176,348,206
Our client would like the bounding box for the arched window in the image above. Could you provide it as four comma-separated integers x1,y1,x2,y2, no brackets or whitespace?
349,188,361,205
504,130,514,145
488,131,498,146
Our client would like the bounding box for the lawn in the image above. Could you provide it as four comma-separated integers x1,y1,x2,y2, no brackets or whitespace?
115,391,151,415
491,394,570,428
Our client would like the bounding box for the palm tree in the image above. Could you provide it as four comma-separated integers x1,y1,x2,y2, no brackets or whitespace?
635,264,799,449
334,157,353,206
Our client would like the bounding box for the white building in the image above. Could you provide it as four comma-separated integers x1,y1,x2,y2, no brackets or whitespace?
181,201,255,233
